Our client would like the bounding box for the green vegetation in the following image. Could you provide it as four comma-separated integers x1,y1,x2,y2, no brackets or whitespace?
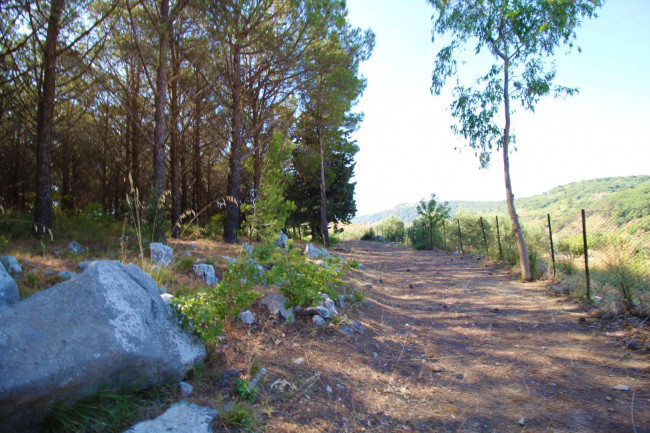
170,242,347,342
44,386,173,433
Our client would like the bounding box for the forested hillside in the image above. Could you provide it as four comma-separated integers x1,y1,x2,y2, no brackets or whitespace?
353,175,650,229
0,0,373,245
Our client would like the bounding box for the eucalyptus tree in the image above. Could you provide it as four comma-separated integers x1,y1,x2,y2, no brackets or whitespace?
429,0,601,280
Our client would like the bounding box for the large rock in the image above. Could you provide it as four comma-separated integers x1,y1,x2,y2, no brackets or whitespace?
0,264,20,307
150,242,174,266
123,400,218,433
0,255,22,275
193,264,218,286
304,243,330,260
0,261,206,430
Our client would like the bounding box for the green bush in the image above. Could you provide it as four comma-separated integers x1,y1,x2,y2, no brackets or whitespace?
376,216,405,243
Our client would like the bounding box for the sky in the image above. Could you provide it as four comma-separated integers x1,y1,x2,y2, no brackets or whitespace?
345,0,650,216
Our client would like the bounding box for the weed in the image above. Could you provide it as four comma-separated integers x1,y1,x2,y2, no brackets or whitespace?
175,256,195,273
220,402,258,430
234,378,259,401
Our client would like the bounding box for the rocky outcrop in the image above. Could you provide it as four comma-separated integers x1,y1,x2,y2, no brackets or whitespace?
0,264,20,307
149,242,174,266
123,401,218,433
0,261,205,430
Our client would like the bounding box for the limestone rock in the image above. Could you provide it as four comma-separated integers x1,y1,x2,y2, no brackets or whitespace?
240,310,256,325
0,264,20,307
0,261,205,430
150,242,174,266
193,264,218,287
274,231,289,249
304,243,330,260
78,260,98,270
123,400,218,433
242,243,254,255
260,293,294,322
67,241,86,254
0,255,22,275
312,315,326,327
57,270,74,281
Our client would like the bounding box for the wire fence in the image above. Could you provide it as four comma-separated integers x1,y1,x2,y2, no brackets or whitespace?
429,210,650,315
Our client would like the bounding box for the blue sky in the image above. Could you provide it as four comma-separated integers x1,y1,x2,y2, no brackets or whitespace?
346,0,650,215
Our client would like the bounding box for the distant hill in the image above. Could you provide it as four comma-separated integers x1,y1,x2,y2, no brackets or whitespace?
353,176,650,227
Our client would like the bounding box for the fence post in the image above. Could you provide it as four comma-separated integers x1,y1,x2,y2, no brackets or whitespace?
547,214,556,280
457,219,464,254
442,220,447,251
495,216,503,260
479,217,489,255
581,209,591,301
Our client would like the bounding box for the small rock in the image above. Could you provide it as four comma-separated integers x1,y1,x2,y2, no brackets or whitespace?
605,396,612,401
242,243,254,255
0,264,20,307
240,310,256,325
612,384,630,391
326,385,332,393
149,242,174,266
67,241,86,254
607,407,614,412
365,284,372,289
57,270,74,281
123,400,218,433
0,255,22,275
294,357,304,365
274,231,289,249
78,260,98,271
313,315,326,327
178,381,193,397
192,264,218,286
304,243,330,260
316,305,331,320
160,293,174,304
518,417,525,426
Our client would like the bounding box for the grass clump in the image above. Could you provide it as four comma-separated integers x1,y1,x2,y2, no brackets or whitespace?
219,402,259,431
44,386,173,433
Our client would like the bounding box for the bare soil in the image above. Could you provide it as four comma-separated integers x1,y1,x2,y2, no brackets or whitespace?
206,240,649,432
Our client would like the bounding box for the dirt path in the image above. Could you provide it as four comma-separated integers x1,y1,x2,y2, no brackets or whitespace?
212,241,649,432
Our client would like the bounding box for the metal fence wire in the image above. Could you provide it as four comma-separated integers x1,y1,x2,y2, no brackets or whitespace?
439,210,649,314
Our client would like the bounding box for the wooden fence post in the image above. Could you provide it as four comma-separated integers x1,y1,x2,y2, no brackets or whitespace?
495,216,502,260
581,209,591,301
480,216,489,255
547,214,557,280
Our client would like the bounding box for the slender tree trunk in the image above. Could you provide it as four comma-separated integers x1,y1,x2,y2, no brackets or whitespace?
503,59,531,281
151,0,170,242
34,0,65,235
192,92,202,212
317,127,330,247
224,46,243,244
180,135,188,212
169,27,181,238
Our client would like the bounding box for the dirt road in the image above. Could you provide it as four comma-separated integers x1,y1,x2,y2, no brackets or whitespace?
214,240,649,432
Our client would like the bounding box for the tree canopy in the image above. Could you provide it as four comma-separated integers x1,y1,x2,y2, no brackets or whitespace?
429,0,602,280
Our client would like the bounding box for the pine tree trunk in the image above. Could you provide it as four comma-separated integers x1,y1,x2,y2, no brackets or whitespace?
224,47,243,244
169,27,181,238
151,0,170,243
192,90,202,212
503,59,531,281
34,0,65,236
318,129,330,247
